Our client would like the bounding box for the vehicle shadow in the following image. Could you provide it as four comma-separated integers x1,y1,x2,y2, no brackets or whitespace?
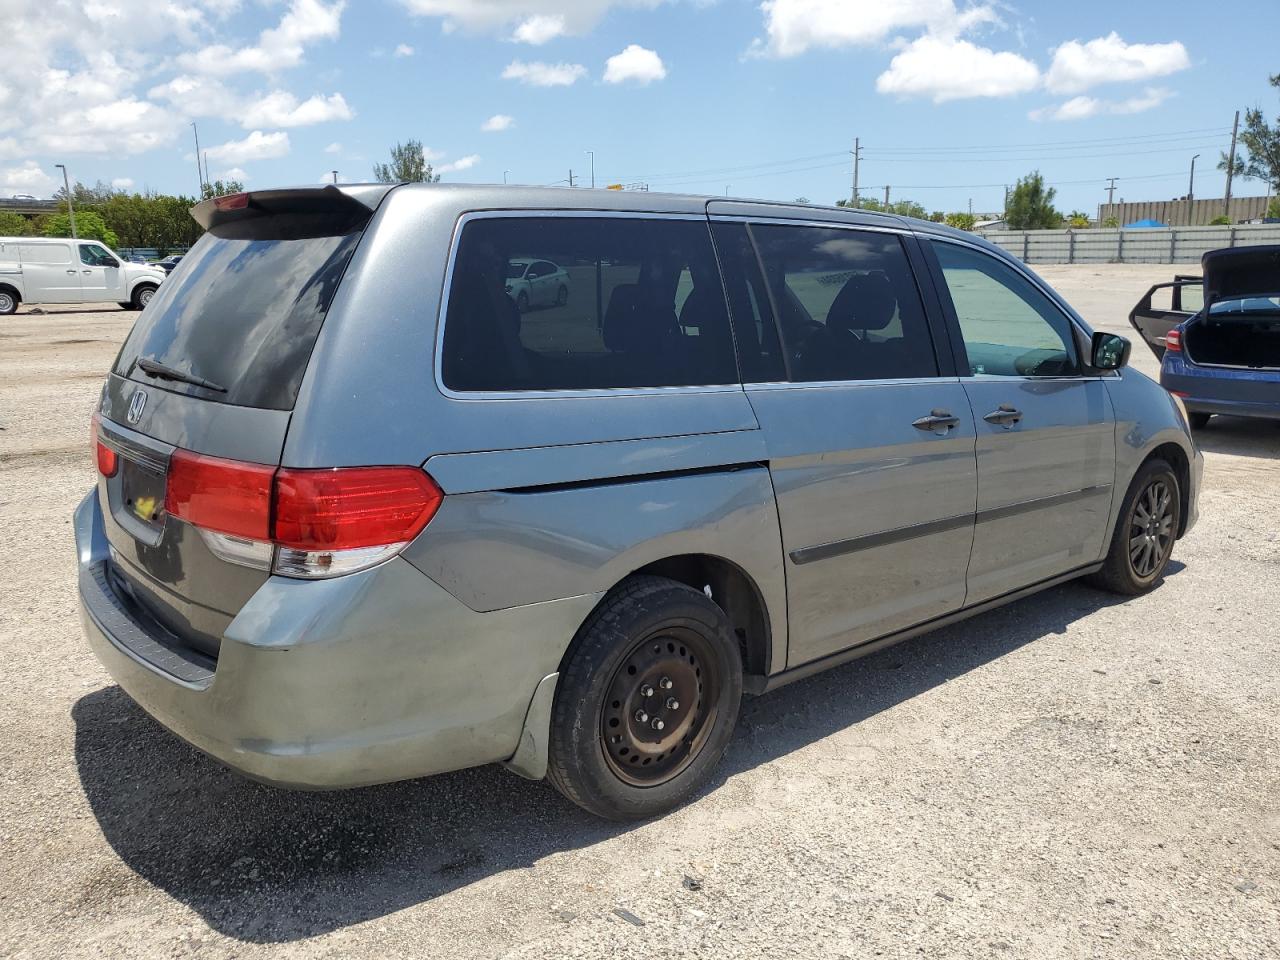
1193,417,1280,460
72,575,1165,943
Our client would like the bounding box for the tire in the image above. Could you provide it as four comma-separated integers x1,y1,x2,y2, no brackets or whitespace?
117,302,133,310
0,288,18,315
131,284,157,310
547,575,743,821
556,284,569,307
516,290,530,313
1188,412,1211,430
1088,458,1181,595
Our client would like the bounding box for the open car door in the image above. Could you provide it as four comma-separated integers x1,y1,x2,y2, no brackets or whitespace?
1129,276,1203,358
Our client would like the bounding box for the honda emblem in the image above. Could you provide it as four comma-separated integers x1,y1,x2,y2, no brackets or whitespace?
127,389,147,425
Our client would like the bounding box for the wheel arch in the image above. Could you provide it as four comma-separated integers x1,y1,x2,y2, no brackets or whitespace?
1143,440,1192,538
0,281,21,303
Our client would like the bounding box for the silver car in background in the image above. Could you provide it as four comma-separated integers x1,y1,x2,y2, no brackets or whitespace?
76,184,1201,821
505,256,570,311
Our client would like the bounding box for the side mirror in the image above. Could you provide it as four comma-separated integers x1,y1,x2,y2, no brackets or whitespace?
1091,331,1131,370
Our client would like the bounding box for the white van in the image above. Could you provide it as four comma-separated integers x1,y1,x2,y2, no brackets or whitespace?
0,237,166,315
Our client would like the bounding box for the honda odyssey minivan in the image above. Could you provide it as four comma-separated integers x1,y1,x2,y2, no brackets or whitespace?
76,184,1201,820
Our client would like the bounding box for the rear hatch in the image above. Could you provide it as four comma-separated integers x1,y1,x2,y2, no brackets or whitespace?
1183,245,1280,371
94,186,387,659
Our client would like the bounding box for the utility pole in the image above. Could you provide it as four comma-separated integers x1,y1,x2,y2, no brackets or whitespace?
332,170,339,185
1224,110,1240,219
585,150,595,189
850,138,861,207
203,152,210,190
568,169,576,188
54,164,76,238
883,185,890,209
190,122,204,197
968,197,973,216
1105,177,1118,208
1003,184,1010,215
1187,154,1199,225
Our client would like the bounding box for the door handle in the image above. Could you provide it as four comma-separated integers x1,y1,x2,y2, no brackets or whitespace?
66,269,77,274
82,269,93,275
983,404,1023,427
912,409,960,432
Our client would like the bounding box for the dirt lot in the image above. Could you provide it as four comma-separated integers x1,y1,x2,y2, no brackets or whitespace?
1,264,1277,959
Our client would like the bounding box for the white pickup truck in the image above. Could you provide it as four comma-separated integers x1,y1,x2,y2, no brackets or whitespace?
0,237,166,314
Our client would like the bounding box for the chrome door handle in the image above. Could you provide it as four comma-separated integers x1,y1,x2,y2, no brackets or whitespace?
912,409,960,432
983,404,1023,427
66,269,77,274
82,269,93,274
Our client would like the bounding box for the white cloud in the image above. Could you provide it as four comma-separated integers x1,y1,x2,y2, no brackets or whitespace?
0,161,57,198
1030,86,1174,122
876,35,1040,102
400,1,660,36
111,177,135,190
1045,33,1190,95
217,167,249,182
240,91,353,128
437,154,480,174
205,130,291,165
148,74,242,117
603,44,666,85
481,114,515,132
394,43,415,56
753,0,997,58
512,14,565,44
502,60,587,86
177,0,346,75
324,141,342,153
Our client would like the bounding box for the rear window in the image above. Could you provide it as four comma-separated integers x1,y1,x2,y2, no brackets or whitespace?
441,216,737,392
112,222,362,410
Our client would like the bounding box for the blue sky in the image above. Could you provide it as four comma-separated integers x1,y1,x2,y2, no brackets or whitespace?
2,0,1275,217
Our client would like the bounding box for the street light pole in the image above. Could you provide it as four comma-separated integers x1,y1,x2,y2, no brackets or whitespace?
1187,154,1199,225
503,169,510,184
190,121,205,197
585,150,595,188
54,164,77,239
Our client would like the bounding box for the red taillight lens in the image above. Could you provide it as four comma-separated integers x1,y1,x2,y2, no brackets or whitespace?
213,192,249,210
1165,328,1182,352
273,467,443,551
164,449,274,540
92,412,118,477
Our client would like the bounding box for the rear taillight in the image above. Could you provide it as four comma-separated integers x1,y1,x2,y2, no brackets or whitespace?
92,412,118,477
162,450,443,579
1165,328,1182,352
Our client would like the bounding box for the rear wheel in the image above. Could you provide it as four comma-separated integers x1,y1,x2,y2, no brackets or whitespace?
547,575,743,821
556,284,569,306
1089,458,1181,595
1188,412,1211,429
131,284,156,310
0,288,18,315
516,290,530,313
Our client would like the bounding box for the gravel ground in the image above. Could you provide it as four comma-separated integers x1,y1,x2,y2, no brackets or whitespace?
1,264,1277,959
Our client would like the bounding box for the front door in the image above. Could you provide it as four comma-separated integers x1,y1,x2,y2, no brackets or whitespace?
925,239,1116,603
77,242,125,302
713,220,978,667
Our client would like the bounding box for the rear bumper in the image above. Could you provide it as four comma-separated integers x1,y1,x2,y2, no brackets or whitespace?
74,490,599,789
1162,356,1280,421
1180,396,1280,420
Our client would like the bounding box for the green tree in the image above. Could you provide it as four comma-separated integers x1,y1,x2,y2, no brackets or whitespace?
944,212,977,230
200,179,245,200
835,197,929,219
1209,214,1232,225
1269,197,1280,219
0,211,33,235
1005,171,1060,230
1103,216,1120,228
373,139,441,183
1224,74,1280,199
43,210,118,248
1066,210,1090,229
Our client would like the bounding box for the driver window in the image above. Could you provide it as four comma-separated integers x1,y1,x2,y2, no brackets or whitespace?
79,244,117,268
931,241,1079,377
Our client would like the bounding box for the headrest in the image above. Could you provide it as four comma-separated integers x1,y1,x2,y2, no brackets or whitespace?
828,272,897,332
603,283,678,352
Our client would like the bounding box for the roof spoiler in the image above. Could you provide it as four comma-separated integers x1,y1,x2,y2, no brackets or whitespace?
190,183,396,234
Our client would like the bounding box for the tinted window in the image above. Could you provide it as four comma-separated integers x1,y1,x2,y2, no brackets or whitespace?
931,241,1079,377
750,224,938,382
112,227,362,410
79,243,118,267
709,221,786,383
442,217,737,392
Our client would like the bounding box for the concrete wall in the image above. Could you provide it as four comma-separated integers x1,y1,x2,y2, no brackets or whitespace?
978,222,1280,265
1098,196,1270,227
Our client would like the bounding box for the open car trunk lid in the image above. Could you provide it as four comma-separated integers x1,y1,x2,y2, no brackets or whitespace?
1184,245,1280,371
95,185,388,659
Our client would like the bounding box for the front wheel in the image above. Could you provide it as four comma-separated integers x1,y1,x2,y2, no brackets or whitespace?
547,576,743,821
556,284,569,307
1089,458,1181,595
131,285,156,310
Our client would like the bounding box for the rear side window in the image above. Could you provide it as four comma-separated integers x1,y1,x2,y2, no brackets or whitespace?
112,222,363,410
441,216,737,392
749,224,939,383
18,243,71,264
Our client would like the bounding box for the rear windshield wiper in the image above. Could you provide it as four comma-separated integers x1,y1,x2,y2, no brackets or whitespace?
135,356,227,393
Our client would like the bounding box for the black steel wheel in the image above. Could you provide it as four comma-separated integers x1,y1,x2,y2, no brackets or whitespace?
547,575,743,821
1089,458,1181,595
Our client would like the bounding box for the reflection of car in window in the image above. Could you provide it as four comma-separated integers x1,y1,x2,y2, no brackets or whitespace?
504,257,570,312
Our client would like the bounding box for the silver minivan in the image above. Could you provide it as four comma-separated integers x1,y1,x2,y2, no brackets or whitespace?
75,184,1201,820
